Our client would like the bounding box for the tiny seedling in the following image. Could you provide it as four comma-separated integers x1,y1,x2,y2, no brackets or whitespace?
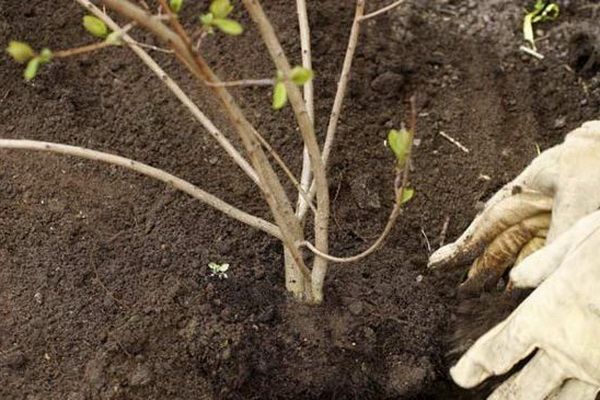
208,262,230,279
523,0,559,51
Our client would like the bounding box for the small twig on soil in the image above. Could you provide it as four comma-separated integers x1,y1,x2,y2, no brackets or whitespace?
0,90,10,104
439,131,470,153
421,228,432,253
360,0,405,21
0,139,282,240
519,45,544,60
438,215,450,247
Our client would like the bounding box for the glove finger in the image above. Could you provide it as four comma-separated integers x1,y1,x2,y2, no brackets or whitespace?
510,211,600,288
547,122,600,242
451,308,536,388
459,213,550,294
487,351,565,400
429,192,552,270
547,379,599,400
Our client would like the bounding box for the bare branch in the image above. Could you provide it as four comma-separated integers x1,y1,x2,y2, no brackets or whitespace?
360,0,405,21
0,139,282,240
295,0,315,217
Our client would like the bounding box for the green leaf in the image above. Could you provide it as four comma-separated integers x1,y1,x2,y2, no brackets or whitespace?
6,41,35,64
401,188,414,204
212,18,243,36
24,57,41,81
272,81,288,110
38,48,53,63
200,13,214,27
387,128,411,164
83,15,108,39
170,0,183,13
290,66,313,86
210,0,233,19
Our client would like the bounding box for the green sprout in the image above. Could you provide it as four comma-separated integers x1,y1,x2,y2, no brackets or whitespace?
523,0,559,50
208,262,230,279
200,0,243,36
401,187,414,204
271,66,313,110
6,41,53,81
386,128,415,205
170,0,184,14
83,15,109,39
6,41,35,63
386,128,411,166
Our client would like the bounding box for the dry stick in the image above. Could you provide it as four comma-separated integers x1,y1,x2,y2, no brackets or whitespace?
76,0,261,187
359,0,405,21
0,139,281,239
297,0,366,221
101,0,313,296
243,0,331,302
295,0,315,218
300,96,417,263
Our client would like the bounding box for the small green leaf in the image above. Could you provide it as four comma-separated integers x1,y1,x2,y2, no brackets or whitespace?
401,188,415,204
170,0,183,13
290,66,313,86
272,81,288,110
200,13,214,26
38,48,53,63
6,41,36,63
387,128,411,164
83,15,108,39
24,57,41,81
212,18,243,36
210,0,233,19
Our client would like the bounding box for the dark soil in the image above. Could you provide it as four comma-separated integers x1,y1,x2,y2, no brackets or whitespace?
1,0,600,399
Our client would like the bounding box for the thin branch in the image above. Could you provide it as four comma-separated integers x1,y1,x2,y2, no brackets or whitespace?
360,0,405,21
76,0,260,187
300,96,418,263
53,41,112,58
0,139,281,240
251,129,318,215
204,78,274,87
295,0,315,218
298,0,365,221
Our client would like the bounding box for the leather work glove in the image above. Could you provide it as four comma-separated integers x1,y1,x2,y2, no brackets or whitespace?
451,210,600,399
428,120,600,294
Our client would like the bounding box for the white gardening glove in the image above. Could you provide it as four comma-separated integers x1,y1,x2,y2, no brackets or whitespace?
429,120,600,293
451,210,600,400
